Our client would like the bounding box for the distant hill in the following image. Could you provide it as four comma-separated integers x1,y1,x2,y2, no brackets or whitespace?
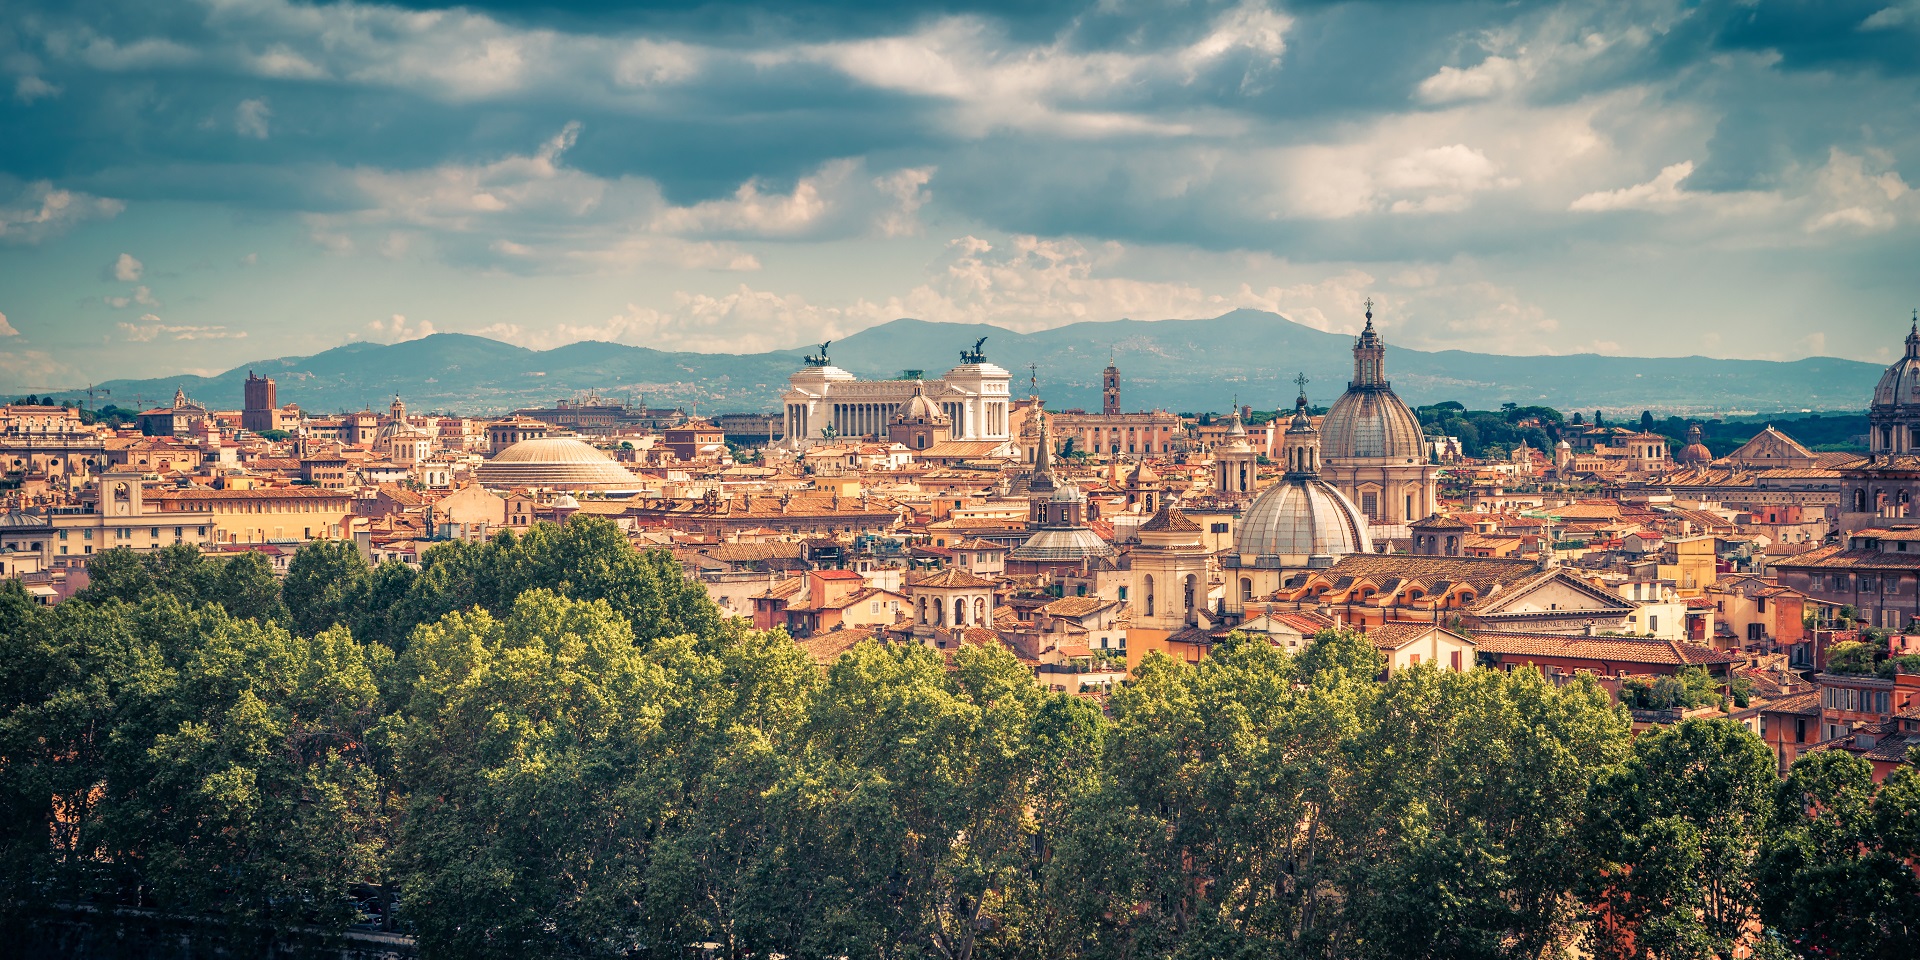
48,310,1881,417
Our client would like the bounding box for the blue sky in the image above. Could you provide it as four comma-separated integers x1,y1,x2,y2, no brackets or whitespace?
2,0,1918,390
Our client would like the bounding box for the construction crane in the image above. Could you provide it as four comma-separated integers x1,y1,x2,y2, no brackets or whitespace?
84,384,110,412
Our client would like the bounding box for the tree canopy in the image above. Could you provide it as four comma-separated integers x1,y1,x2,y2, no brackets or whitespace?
1,519,1913,958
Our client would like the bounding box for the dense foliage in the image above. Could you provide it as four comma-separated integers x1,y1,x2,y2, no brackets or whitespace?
2,517,1914,958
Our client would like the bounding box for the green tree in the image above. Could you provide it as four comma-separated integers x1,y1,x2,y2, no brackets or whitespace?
1057,631,1380,959
116,614,392,932
1343,665,1629,960
759,640,1098,960
1757,751,1920,958
392,591,671,959
73,546,156,604
1825,639,1880,676
1583,719,1777,960
283,539,371,636
205,550,291,624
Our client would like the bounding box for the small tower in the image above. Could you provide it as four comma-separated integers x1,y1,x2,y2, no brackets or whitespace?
1351,298,1387,388
1102,355,1121,416
1131,504,1211,630
390,394,407,423
1281,374,1321,479
1215,407,1259,497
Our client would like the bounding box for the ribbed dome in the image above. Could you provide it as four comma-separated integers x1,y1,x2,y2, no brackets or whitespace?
476,437,640,489
1233,478,1373,562
1875,325,1920,407
895,390,948,423
1320,388,1426,461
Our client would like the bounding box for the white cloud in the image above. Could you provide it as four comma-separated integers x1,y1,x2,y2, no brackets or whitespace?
13,75,58,103
118,316,246,341
365,313,436,343
1569,161,1695,211
303,124,926,271
235,97,271,138
802,3,1290,137
0,180,124,244
0,348,79,392
1804,148,1911,233
104,285,159,309
1417,56,1522,104
0,311,17,337
1861,2,1920,30
112,252,143,281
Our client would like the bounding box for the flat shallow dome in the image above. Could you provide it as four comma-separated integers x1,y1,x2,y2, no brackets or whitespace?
476,437,641,489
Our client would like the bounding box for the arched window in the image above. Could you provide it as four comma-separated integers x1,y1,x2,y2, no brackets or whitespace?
1857,489,1870,512
1240,577,1252,601
918,596,928,624
974,596,987,624
1183,574,1197,616
953,597,967,626
1144,574,1155,617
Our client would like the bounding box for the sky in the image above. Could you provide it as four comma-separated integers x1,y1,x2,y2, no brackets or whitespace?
2,0,1918,391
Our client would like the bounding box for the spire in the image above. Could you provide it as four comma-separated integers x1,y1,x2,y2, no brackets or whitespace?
1909,310,1920,359
1033,408,1053,477
1282,372,1322,480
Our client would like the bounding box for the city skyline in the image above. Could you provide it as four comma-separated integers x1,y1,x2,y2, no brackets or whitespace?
1,0,1918,391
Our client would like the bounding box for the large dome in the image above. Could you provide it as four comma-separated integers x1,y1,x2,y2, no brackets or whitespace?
475,437,641,489
1234,478,1373,562
1320,388,1426,461
1874,324,1920,407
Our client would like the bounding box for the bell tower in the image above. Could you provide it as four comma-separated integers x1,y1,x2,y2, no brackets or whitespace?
1102,356,1121,416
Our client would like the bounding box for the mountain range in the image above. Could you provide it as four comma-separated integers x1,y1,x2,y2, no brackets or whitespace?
50,310,1881,417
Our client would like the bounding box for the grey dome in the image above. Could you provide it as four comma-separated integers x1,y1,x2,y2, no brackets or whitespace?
1875,325,1920,407
475,437,640,489
1320,388,1426,461
1233,478,1372,561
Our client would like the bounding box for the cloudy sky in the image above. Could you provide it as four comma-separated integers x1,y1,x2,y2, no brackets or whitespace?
2,0,1917,390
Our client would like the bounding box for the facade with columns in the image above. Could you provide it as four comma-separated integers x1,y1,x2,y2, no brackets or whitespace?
782,343,1012,444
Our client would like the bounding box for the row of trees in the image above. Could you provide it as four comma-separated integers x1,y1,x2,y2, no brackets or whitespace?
3,518,1916,958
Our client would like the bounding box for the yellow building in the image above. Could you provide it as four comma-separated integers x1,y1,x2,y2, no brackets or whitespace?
149,486,355,544
1657,535,1719,596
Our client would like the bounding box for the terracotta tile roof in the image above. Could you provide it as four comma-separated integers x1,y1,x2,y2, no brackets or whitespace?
1761,691,1822,716
1470,631,1739,667
796,629,871,666
1318,553,1541,588
1139,505,1202,533
1773,546,1920,570
909,567,998,589
1410,513,1472,530
151,487,352,501
752,578,806,601
1037,596,1116,618
949,538,1010,551
1366,622,1473,651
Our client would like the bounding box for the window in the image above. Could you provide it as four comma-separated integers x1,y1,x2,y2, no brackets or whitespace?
1409,653,1421,665
58,530,67,541
1450,651,1462,671
1648,615,1658,632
